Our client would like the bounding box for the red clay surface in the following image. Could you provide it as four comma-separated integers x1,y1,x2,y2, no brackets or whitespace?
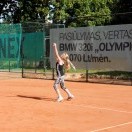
0,78,132,132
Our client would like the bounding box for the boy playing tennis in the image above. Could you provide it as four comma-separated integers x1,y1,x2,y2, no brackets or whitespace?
53,43,76,102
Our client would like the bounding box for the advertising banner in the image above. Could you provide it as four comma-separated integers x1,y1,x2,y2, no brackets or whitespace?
50,24,132,71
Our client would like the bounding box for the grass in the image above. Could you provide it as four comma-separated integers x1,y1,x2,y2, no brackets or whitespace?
0,64,131,80
87,70,132,80
65,69,132,80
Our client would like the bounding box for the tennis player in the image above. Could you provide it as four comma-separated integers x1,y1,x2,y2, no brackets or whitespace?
53,43,76,102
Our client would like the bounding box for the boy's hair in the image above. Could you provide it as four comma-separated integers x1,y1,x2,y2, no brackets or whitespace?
61,52,71,71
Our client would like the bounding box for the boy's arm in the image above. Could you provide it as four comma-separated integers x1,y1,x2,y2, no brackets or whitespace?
53,43,61,62
68,60,76,71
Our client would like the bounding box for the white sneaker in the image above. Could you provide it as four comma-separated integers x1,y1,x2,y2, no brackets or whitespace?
67,95,74,100
57,97,64,102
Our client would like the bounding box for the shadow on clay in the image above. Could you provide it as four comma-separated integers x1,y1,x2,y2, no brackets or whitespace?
17,95,56,102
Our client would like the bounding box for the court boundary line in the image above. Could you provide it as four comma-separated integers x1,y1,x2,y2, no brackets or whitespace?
90,121,132,132
65,104,132,114
65,104,132,131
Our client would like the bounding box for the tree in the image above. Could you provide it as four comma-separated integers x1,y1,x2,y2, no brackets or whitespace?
51,0,115,27
1,0,129,26
0,0,50,23
19,0,50,23
0,0,18,23
110,0,132,24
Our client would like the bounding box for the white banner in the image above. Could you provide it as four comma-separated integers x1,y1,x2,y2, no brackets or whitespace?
50,24,132,71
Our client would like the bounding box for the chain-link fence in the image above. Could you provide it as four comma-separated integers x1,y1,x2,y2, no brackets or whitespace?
21,22,65,79
0,24,22,72
0,22,132,85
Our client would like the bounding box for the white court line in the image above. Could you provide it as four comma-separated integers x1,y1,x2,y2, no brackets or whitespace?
90,121,132,132
65,104,132,114
64,104,132,131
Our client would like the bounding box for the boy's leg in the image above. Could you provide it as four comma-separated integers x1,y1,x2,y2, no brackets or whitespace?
60,77,74,99
53,78,63,102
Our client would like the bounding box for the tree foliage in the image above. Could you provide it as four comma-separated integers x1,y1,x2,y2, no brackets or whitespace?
0,0,18,23
51,0,114,27
110,0,132,24
19,0,50,23
0,0,50,23
0,0,132,26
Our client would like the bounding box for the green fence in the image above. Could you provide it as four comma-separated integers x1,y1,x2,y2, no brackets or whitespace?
22,32,45,73
0,23,64,79
21,23,65,79
0,23,131,85
0,24,22,71
0,23,45,73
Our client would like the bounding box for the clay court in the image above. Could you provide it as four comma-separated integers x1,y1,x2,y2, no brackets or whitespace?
0,75,132,132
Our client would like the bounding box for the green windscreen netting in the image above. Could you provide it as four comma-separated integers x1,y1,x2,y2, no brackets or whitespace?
22,32,45,72
21,22,45,74
0,24,22,71
22,32,44,61
0,23,45,73
0,23,64,79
